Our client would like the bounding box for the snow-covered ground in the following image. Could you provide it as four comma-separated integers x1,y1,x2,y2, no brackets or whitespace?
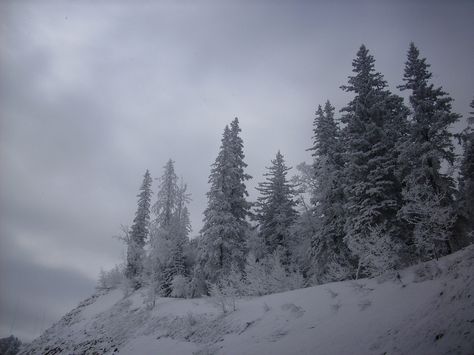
20,246,474,355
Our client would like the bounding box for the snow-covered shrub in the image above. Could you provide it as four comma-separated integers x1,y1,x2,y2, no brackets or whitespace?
97,265,125,290
244,252,304,296
400,181,455,260
170,275,190,298
350,225,401,279
243,254,268,296
207,264,243,313
265,253,304,293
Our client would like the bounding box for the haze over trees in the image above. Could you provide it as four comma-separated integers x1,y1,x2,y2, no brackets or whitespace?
110,42,473,300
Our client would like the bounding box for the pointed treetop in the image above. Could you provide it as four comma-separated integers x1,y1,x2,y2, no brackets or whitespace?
399,42,433,91
341,44,386,95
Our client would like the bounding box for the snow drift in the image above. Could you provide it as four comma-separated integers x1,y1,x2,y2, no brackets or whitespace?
20,245,474,355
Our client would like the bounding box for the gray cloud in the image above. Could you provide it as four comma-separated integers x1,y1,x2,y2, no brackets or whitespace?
0,235,95,342
1,0,473,342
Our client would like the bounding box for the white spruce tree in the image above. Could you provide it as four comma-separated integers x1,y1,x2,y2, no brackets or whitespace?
199,119,251,284
254,151,298,264
341,45,408,278
398,43,460,260
308,101,354,283
125,169,152,288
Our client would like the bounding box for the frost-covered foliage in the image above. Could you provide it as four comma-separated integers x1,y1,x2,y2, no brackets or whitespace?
206,251,304,303
347,225,401,279
254,151,298,263
125,169,152,288
243,252,304,296
207,264,243,313
199,118,251,284
97,266,125,290
149,160,191,297
170,274,191,298
400,180,455,260
398,43,460,259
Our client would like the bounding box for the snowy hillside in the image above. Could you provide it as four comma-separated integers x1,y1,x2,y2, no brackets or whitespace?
20,245,474,355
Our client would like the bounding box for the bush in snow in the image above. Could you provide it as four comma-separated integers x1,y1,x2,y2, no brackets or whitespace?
170,274,190,298
348,225,401,279
97,265,125,291
207,264,243,313
244,251,304,296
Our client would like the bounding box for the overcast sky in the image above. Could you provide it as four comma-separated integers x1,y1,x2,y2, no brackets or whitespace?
1,0,473,342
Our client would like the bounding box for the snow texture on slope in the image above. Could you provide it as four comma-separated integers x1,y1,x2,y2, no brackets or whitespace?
20,245,474,355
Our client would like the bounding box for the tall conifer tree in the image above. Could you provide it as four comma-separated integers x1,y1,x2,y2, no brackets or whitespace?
308,101,354,283
398,43,460,259
125,169,152,287
149,160,190,296
199,119,251,284
341,45,408,277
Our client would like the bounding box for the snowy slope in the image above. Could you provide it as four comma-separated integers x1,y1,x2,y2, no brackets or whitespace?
20,246,474,355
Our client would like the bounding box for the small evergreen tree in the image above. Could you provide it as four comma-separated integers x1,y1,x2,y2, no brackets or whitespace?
398,42,460,259
254,151,298,263
125,169,152,287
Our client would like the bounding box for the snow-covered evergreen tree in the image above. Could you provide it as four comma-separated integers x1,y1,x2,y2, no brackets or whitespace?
340,45,408,277
455,97,474,245
254,151,298,264
153,159,179,228
149,160,191,296
229,118,252,221
398,43,460,260
199,119,251,284
307,101,354,284
125,169,152,287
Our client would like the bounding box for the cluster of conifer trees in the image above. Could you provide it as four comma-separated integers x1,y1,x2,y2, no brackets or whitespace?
119,43,473,298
